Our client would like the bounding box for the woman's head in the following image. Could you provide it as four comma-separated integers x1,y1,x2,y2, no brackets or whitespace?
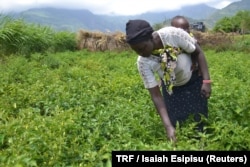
171,16,190,33
125,19,154,57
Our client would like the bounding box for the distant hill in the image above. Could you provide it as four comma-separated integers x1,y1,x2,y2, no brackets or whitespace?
6,0,250,32
207,0,250,27
129,4,217,27
16,8,119,32
10,4,215,32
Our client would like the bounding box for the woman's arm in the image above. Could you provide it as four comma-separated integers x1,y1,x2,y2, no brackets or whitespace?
192,43,211,98
148,86,176,141
136,57,175,141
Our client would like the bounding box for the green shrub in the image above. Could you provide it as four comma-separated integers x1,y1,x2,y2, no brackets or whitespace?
0,16,77,57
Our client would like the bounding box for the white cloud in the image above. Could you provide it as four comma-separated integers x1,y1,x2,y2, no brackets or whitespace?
0,0,241,15
207,0,241,9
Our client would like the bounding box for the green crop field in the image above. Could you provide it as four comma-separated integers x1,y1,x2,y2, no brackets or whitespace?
0,17,249,167
0,49,249,167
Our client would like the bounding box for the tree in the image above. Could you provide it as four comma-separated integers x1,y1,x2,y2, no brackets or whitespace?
213,10,250,34
232,10,250,34
213,17,234,33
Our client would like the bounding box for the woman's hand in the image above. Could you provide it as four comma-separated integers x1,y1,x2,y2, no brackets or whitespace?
201,83,211,98
165,125,176,142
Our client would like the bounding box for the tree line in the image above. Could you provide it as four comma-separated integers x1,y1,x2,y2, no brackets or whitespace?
213,10,250,34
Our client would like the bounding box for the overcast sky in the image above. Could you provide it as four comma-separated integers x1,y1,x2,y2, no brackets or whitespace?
0,0,241,15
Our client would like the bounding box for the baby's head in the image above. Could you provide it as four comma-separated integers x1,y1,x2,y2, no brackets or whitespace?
171,16,190,33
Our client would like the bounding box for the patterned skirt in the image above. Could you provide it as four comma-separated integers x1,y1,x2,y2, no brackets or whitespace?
162,70,208,131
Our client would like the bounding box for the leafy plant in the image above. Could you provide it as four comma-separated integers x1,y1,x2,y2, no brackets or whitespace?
0,45,249,166
0,17,77,57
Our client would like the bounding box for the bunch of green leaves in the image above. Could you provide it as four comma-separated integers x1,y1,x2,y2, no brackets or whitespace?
0,16,77,57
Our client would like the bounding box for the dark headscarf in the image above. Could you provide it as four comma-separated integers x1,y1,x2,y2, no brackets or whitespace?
125,19,154,44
